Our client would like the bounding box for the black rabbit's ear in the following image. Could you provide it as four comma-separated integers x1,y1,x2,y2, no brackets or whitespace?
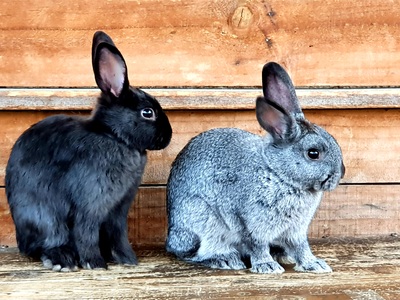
92,32,129,97
256,96,300,143
92,31,116,66
262,62,303,117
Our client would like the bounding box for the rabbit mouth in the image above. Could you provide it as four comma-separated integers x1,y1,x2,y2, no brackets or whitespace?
317,173,340,191
149,133,171,150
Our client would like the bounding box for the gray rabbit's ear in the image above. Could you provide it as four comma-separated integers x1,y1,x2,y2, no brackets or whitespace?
92,31,129,97
256,96,299,142
262,62,303,118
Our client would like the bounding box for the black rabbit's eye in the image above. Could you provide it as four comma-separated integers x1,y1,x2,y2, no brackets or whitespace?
141,108,156,121
307,148,320,160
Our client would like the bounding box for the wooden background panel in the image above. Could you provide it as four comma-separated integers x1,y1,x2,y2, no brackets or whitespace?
1,1,400,87
310,185,400,239
1,185,399,248
0,109,400,185
0,188,14,246
128,187,167,248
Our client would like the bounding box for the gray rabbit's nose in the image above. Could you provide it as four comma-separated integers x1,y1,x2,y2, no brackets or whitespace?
341,162,346,179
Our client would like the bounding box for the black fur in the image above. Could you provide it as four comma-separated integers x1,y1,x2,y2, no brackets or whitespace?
5,31,172,271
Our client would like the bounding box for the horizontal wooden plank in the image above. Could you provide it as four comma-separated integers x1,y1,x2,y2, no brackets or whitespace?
1,109,399,185
310,185,400,239
0,1,400,87
1,237,400,299
2,185,400,248
0,88,399,110
1,238,400,299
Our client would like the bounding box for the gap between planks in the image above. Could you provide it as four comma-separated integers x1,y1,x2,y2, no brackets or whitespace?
0,88,399,110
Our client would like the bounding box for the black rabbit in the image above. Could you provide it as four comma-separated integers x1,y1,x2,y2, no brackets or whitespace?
5,31,172,271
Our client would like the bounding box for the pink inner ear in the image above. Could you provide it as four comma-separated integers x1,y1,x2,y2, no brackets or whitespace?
261,105,287,137
266,76,293,110
99,48,126,97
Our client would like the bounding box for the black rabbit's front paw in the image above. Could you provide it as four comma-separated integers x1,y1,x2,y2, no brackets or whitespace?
251,261,285,274
41,257,79,272
41,246,79,272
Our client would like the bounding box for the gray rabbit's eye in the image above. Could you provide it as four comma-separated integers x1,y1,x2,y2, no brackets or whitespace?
141,108,156,121
307,148,320,160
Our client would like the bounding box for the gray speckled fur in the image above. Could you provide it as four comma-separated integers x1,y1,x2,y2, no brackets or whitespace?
166,62,344,274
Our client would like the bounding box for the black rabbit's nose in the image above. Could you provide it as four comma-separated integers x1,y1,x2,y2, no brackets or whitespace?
341,162,346,178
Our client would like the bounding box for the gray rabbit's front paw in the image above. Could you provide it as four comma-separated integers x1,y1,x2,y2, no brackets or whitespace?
295,258,332,273
251,261,285,274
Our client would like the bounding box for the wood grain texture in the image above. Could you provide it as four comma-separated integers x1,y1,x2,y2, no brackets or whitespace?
1,185,400,248
1,238,400,299
0,189,13,247
0,88,399,110
1,109,399,185
1,1,400,87
310,185,400,239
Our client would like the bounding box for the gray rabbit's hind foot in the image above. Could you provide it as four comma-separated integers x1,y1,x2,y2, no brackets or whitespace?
270,245,296,265
195,253,246,270
251,261,285,274
295,258,332,273
166,227,201,259
167,228,246,270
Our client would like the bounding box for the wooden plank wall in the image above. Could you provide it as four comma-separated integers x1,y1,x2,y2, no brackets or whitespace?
1,0,399,248
1,0,400,87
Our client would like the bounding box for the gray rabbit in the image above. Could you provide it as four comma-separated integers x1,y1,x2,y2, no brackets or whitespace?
166,62,345,274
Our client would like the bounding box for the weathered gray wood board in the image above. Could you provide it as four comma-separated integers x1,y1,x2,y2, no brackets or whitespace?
1,237,399,299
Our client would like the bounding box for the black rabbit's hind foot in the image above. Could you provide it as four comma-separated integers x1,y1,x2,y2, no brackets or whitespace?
41,246,79,272
80,256,108,270
111,248,138,266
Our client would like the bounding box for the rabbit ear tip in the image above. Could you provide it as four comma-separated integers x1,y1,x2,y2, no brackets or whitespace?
262,62,288,79
93,31,107,38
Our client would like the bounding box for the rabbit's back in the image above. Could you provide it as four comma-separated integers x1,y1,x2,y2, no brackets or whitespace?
168,127,261,189
7,114,146,214
167,128,265,220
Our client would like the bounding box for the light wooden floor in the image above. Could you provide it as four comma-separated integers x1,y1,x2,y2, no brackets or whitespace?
1,237,399,299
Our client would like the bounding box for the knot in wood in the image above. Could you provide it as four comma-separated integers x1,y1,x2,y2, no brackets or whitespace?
231,6,254,30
